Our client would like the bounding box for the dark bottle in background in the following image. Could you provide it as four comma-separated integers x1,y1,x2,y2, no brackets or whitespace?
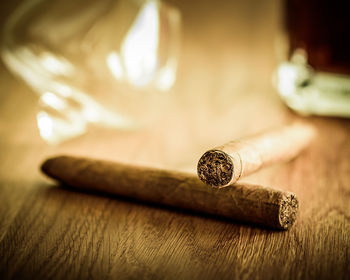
276,0,350,117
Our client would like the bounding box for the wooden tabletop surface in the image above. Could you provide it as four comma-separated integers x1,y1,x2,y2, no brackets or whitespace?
0,0,349,279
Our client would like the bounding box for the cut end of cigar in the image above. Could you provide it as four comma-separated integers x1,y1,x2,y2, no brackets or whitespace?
278,193,299,229
197,150,233,187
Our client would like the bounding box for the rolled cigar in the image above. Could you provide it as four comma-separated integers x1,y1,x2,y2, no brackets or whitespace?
41,155,299,229
197,122,316,187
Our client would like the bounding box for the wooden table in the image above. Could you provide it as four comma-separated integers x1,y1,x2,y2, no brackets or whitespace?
0,0,349,279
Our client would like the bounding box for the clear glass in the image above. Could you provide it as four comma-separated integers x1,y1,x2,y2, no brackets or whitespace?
1,0,181,143
275,0,350,118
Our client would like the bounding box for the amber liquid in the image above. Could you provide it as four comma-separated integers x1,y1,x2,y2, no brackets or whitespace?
286,0,350,75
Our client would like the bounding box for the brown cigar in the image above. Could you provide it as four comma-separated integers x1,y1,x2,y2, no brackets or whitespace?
41,155,299,229
197,122,316,188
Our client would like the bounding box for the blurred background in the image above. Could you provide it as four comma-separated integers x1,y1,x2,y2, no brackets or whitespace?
0,0,348,176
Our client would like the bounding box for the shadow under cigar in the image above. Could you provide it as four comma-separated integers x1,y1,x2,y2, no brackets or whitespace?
2,185,297,280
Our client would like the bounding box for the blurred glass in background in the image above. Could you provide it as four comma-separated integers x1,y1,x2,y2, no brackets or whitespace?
276,0,350,117
1,0,181,144
2,0,349,148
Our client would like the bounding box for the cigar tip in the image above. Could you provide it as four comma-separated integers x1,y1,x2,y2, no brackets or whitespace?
41,155,68,177
278,192,299,229
41,157,55,175
197,150,233,187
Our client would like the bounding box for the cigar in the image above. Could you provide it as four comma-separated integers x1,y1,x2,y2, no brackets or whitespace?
41,155,299,229
197,122,316,188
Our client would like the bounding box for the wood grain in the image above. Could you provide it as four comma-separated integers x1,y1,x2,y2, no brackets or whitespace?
0,0,349,279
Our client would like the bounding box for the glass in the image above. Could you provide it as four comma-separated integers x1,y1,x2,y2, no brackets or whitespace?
275,0,350,117
1,0,181,143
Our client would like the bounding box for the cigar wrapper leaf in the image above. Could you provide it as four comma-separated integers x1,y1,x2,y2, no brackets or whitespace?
41,156,299,230
198,122,316,187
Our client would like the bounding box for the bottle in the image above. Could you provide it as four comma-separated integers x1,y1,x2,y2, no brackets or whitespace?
276,0,350,117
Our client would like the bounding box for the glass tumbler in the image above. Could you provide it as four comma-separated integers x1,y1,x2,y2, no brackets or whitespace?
1,0,181,143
